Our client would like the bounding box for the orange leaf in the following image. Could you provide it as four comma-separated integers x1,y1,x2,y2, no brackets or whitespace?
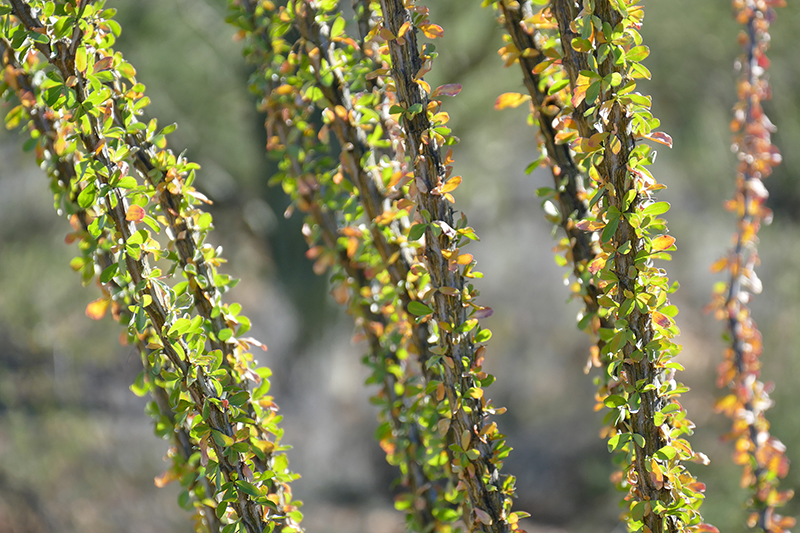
494,92,531,110
575,220,604,231
419,23,444,39
154,470,178,488
85,298,110,320
415,79,431,94
588,255,607,274
651,235,676,251
397,21,411,40
694,525,720,533
456,253,473,265
126,204,145,222
709,257,728,273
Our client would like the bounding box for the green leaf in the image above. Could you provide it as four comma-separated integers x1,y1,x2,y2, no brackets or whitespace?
408,301,434,317
654,445,677,462
407,103,423,116
408,223,427,241
212,429,234,448
604,394,626,408
642,201,670,217
100,263,119,283
475,329,492,343
548,79,570,95
627,45,650,63
330,16,346,39
77,185,96,209
236,480,261,498
130,371,148,397
601,215,620,243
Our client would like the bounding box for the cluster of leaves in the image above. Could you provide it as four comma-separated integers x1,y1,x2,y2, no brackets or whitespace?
0,2,302,533
487,2,719,533
707,1,795,532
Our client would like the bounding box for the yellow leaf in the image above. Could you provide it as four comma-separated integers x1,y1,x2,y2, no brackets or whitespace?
651,235,676,251
575,220,605,231
494,92,531,110
440,175,461,194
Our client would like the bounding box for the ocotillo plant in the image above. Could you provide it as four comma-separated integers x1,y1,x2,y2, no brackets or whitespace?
490,1,715,532
1,2,303,532
2,1,798,533
226,1,462,530
709,1,795,532
225,1,523,531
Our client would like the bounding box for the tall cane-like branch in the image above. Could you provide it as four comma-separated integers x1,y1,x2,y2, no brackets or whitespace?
550,2,713,532
487,0,614,371
709,2,794,532
376,1,525,531
226,2,466,530
2,2,303,532
0,38,221,531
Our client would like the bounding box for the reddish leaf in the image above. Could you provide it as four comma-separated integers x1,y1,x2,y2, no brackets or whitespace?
473,306,494,319
93,56,113,72
474,509,493,526
431,83,462,98
651,311,673,329
589,256,607,274
643,131,673,148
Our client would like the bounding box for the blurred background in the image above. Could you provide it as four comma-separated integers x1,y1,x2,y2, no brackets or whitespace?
1,1,800,533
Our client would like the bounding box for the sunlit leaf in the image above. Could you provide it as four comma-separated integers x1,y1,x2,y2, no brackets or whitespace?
494,92,531,110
